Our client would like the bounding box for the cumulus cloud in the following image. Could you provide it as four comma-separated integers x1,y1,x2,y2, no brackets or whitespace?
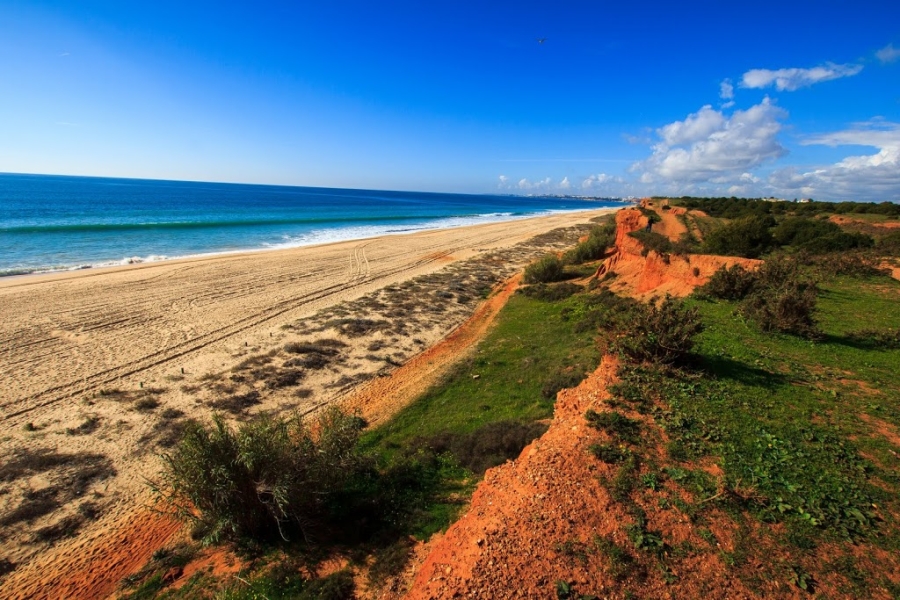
635,98,788,184
876,43,900,64
770,120,900,201
498,175,508,184
559,176,571,189
741,62,863,91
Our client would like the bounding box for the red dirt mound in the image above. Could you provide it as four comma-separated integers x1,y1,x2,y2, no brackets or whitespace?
597,208,759,299
392,357,761,600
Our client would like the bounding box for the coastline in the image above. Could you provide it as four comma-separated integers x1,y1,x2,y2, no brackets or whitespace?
0,207,615,598
0,206,623,283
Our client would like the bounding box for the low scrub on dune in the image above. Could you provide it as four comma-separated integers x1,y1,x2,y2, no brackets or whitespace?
523,254,565,284
703,215,775,259
154,408,368,544
564,221,616,264
613,295,704,366
627,230,673,256
698,258,821,339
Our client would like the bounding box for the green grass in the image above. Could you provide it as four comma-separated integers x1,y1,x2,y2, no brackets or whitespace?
362,292,601,454
666,274,900,545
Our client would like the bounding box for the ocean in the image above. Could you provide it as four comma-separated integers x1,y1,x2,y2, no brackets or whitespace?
0,173,622,277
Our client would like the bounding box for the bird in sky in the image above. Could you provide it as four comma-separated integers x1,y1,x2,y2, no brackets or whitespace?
536,38,547,44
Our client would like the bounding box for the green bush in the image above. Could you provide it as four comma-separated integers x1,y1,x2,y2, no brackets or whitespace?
627,230,673,256
876,230,900,255
564,223,616,264
542,369,587,399
739,258,820,339
518,282,583,302
585,410,641,443
696,264,757,301
704,216,775,258
155,408,368,544
772,217,841,247
523,254,565,284
844,328,900,350
408,420,548,474
614,295,704,365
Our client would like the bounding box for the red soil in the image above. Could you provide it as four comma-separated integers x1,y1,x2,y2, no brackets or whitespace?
0,506,180,600
829,215,900,229
597,207,760,299
390,358,760,600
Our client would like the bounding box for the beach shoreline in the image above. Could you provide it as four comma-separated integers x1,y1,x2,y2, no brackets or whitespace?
0,207,615,599
0,207,620,285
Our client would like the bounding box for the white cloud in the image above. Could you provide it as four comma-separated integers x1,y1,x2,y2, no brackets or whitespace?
770,121,900,201
581,173,622,190
635,98,787,184
719,79,734,100
498,175,508,184
741,62,863,91
559,176,571,190
517,177,552,190
876,43,900,64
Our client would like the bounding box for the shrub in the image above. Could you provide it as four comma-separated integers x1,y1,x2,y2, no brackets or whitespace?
542,369,586,399
523,254,565,284
627,230,673,256
564,223,615,264
739,258,820,339
155,408,368,543
589,443,630,464
704,216,775,258
408,420,547,474
799,251,888,277
519,282,583,302
696,264,757,301
773,217,874,253
614,295,704,365
845,328,900,350
585,410,641,443
876,230,900,255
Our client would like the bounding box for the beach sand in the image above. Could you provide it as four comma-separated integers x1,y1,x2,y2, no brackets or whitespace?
0,208,615,598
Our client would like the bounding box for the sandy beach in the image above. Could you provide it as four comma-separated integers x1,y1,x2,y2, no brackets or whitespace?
0,208,615,598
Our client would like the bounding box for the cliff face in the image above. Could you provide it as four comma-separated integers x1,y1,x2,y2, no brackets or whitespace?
598,208,760,299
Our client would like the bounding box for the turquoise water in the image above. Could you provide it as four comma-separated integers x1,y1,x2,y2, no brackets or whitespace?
0,173,620,276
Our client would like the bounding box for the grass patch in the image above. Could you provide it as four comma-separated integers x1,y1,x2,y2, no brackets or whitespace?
656,273,900,545
362,292,601,452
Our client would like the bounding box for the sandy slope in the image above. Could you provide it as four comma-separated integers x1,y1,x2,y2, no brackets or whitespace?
0,208,613,599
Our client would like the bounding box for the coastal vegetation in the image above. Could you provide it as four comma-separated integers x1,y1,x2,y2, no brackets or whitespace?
132,201,900,598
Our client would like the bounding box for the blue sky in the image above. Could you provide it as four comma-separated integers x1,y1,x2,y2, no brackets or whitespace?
1,1,898,200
